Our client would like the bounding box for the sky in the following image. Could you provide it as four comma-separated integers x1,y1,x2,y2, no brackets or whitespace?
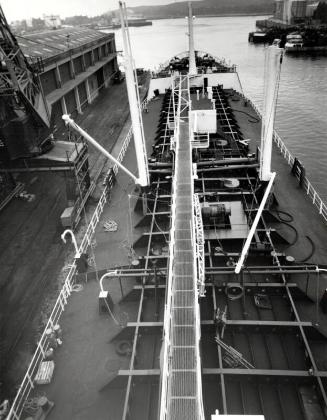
1,0,189,22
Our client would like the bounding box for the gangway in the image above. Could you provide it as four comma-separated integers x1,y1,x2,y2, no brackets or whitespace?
159,75,205,419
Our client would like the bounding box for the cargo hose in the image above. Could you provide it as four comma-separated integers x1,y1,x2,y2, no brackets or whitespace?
229,108,260,124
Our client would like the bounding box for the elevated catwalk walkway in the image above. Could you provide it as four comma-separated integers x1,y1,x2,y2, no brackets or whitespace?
161,77,204,419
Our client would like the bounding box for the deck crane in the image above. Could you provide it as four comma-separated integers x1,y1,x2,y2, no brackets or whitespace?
0,5,51,161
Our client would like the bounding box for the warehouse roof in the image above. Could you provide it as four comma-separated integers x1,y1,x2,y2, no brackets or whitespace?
17,27,113,60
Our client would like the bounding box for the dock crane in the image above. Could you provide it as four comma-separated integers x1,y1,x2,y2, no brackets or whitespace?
0,5,51,161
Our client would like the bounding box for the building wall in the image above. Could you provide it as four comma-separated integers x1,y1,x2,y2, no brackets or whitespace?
36,35,118,129
101,44,106,57
59,62,71,84
274,0,284,20
50,100,63,130
84,51,92,68
88,74,99,102
78,82,88,110
40,70,57,95
65,90,77,117
291,0,308,19
103,61,116,86
73,56,83,75
276,0,308,23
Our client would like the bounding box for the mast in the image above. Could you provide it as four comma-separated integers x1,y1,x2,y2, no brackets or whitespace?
283,0,293,24
259,45,283,181
188,2,197,75
119,2,149,187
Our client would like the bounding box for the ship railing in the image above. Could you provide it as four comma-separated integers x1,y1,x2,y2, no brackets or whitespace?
193,193,205,297
196,50,235,70
273,131,327,221
5,106,139,420
159,140,177,419
190,93,205,420
191,132,210,148
238,92,327,223
155,51,236,76
191,209,205,420
159,75,181,420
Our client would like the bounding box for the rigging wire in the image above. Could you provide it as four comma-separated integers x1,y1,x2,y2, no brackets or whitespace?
262,48,283,161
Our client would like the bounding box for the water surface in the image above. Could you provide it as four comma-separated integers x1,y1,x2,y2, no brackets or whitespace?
108,16,327,199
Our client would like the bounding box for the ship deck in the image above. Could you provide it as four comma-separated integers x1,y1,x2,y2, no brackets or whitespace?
0,80,137,399
20,85,327,420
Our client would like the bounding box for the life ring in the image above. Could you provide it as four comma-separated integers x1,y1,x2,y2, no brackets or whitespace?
115,340,132,356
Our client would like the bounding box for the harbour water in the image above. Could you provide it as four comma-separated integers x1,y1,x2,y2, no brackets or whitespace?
107,15,327,200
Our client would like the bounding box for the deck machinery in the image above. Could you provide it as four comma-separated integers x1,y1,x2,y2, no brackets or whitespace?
131,64,327,419
114,4,327,418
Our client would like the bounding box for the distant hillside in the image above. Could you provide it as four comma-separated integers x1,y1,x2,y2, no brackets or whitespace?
121,0,274,19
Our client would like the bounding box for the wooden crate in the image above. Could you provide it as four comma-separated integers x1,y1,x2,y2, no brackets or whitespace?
34,361,55,385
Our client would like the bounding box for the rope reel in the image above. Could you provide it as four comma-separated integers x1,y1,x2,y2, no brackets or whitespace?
225,283,244,300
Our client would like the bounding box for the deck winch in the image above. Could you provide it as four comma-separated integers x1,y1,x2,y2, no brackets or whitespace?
201,202,231,228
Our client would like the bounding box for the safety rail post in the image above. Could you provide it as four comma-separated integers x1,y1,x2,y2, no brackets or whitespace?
10,410,19,420
38,341,45,359
59,294,65,310
26,373,34,389
307,182,311,195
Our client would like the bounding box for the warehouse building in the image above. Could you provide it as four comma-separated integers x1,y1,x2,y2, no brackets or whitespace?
17,26,119,131
273,0,318,24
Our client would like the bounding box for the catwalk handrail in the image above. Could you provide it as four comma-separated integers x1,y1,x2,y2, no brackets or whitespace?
159,75,181,419
194,193,205,296
5,119,136,419
159,75,205,419
239,92,327,222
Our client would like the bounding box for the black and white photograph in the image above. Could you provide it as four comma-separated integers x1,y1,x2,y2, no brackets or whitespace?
1,0,327,419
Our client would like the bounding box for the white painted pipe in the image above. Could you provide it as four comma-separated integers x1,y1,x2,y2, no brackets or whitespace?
235,172,276,274
188,2,197,75
62,114,138,183
119,2,149,187
260,46,283,181
99,271,118,292
61,229,81,258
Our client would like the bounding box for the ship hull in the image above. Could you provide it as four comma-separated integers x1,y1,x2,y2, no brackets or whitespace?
6,55,327,420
